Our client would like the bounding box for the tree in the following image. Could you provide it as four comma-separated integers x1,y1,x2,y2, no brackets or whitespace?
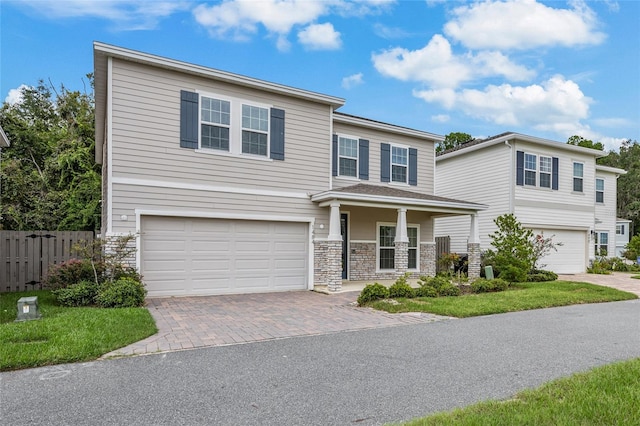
566,135,604,151
485,214,534,282
436,132,473,154
598,139,640,236
531,232,563,270
0,78,100,231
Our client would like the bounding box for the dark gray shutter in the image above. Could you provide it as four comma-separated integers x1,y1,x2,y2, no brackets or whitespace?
516,150,524,186
408,148,418,186
332,134,338,176
180,90,199,149
552,157,559,190
381,143,390,182
359,139,369,180
270,108,285,160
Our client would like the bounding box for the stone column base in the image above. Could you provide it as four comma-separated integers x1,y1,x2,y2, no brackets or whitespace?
467,242,481,279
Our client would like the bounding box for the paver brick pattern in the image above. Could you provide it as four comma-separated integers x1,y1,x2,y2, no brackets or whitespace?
103,291,450,358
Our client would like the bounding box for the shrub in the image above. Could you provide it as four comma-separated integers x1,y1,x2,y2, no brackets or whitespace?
488,214,535,276
587,259,612,275
437,282,461,297
357,283,389,306
498,265,528,283
388,281,415,298
96,278,147,308
53,280,99,307
471,278,509,293
527,269,558,282
415,285,438,298
623,235,640,261
43,259,101,290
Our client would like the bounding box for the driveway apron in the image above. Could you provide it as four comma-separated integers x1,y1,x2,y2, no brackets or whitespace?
103,291,451,358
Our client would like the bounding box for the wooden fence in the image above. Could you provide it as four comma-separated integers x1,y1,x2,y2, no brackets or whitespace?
0,231,94,292
435,236,451,274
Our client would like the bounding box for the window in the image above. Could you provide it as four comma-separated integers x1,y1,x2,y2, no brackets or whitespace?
524,153,537,186
378,224,419,270
391,146,408,183
595,232,608,256
616,224,624,235
539,156,552,188
241,104,269,156
201,96,230,151
595,178,604,203
338,136,358,177
573,162,584,192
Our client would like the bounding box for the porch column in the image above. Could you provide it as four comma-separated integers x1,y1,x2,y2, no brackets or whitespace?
467,213,481,279
325,201,343,292
395,208,409,274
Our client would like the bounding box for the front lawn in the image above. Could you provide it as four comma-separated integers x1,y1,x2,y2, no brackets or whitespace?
369,281,637,318
0,290,157,371
402,357,640,425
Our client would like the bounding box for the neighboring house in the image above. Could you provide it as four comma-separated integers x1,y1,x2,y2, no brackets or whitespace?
0,125,9,222
93,42,485,297
615,218,632,258
434,132,626,274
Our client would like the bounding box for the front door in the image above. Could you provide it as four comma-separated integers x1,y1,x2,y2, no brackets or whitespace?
341,213,348,279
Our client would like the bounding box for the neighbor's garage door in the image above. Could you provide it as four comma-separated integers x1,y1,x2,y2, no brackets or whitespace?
141,216,308,297
530,229,587,274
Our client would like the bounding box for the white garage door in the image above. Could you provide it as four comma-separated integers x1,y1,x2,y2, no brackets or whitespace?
530,229,587,274
142,216,309,297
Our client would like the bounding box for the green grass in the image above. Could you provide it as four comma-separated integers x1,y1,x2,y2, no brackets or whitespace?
401,357,640,426
369,281,637,318
0,290,157,371
632,275,640,280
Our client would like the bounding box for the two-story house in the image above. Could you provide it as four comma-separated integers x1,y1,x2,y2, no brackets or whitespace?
434,133,625,274
93,42,484,297
615,218,632,258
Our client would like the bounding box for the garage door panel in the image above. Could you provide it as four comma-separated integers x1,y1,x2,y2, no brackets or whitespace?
142,216,308,296
530,229,586,274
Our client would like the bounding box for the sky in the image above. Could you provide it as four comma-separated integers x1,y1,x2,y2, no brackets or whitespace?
1,0,639,151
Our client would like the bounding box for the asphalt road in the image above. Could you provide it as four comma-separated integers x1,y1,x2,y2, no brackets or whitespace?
2,300,639,425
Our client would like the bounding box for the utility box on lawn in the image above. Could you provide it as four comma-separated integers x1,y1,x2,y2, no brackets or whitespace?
16,296,41,322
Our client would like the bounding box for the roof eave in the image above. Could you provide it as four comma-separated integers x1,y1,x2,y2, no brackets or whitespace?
333,113,445,142
311,191,487,212
596,164,627,175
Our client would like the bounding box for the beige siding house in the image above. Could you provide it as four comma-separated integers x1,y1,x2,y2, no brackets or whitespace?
434,133,625,274
94,42,484,297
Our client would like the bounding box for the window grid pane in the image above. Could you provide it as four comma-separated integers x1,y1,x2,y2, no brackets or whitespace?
339,138,358,158
573,177,583,192
242,104,268,132
540,173,551,188
392,147,407,165
596,179,604,191
573,162,584,178
379,226,395,269
392,165,407,183
539,156,552,173
408,249,417,269
339,158,357,177
201,124,229,151
525,154,537,171
242,130,267,156
201,97,230,125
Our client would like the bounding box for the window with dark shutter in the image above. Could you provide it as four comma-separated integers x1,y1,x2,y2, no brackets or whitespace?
380,143,390,182
358,139,369,180
269,108,285,160
516,150,524,186
180,90,199,149
332,134,338,176
408,148,417,186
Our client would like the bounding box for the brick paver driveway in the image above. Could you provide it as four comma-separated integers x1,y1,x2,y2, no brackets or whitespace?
557,271,640,296
103,291,450,358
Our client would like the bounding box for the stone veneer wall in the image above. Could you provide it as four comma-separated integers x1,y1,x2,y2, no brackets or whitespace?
314,240,342,292
394,242,408,273
467,242,481,279
104,234,137,270
349,242,398,281
420,242,436,277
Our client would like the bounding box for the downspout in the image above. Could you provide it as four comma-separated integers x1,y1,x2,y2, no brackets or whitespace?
505,139,514,214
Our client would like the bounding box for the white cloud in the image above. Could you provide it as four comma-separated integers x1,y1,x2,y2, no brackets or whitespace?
298,23,342,50
372,34,535,89
17,0,189,30
444,0,606,50
600,137,626,152
431,114,450,123
372,23,409,39
414,75,593,135
4,85,29,105
342,73,364,89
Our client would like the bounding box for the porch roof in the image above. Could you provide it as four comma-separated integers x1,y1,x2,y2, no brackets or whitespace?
311,184,487,215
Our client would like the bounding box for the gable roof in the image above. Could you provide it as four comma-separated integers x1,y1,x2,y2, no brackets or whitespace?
334,112,444,142
436,131,608,161
93,42,346,163
596,164,627,175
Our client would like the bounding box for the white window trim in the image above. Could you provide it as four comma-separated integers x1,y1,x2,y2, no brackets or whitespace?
524,152,537,186
375,222,420,272
573,161,584,193
337,133,359,179
595,231,609,257
539,155,552,189
616,224,623,235
197,90,272,159
390,143,409,184
595,178,604,203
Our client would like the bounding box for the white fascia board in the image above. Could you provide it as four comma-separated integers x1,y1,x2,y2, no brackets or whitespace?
311,191,487,212
333,113,444,142
437,132,608,161
596,164,627,175
93,42,345,108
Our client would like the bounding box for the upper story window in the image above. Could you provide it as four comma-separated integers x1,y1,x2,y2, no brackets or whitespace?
573,162,584,192
524,153,536,186
179,90,286,161
516,151,557,190
595,178,604,203
391,146,408,183
539,156,552,188
616,224,624,235
338,136,358,177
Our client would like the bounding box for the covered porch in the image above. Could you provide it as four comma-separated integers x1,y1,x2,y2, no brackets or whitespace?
311,184,487,292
